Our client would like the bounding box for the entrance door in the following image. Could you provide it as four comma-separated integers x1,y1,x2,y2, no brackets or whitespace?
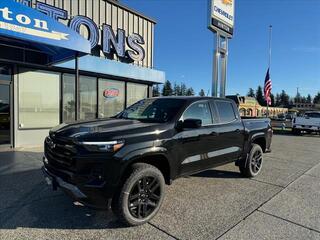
0,65,12,146
0,84,10,145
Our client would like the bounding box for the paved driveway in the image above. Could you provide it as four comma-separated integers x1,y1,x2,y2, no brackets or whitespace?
1,134,320,240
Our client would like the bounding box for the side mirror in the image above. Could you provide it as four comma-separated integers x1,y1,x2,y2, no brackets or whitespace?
182,118,202,129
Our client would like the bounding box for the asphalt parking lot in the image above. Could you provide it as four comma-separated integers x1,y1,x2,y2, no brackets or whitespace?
1,134,320,240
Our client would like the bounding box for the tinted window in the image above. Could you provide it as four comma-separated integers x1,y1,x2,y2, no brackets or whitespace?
305,112,320,118
0,65,11,81
19,69,60,129
127,83,148,106
118,98,186,123
182,101,213,126
215,101,236,123
62,74,75,123
79,76,97,120
98,79,125,118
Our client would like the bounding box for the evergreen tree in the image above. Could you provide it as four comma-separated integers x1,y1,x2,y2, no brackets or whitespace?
270,93,275,107
152,84,160,97
162,80,173,96
180,83,187,96
306,94,312,103
186,88,194,96
172,82,181,96
280,90,290,107
314,92,320,104
199,89,205,97
247,88,255,97
289,99,294,106
294,92,302,103
256,86,266,106
275,93,281,106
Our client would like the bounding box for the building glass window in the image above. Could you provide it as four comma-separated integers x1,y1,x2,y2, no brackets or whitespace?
80,76,97,120
62,74,75,123
127,83,148,107
19,69,60,129
0,65,11,81
98,79,125,118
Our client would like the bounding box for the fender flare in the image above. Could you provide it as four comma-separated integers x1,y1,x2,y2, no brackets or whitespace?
120,147,173,183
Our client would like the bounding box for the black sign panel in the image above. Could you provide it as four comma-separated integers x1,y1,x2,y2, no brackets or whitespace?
211,18,234,36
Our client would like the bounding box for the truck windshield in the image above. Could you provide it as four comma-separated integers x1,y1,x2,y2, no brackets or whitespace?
305,112,320,118
117,98,186,123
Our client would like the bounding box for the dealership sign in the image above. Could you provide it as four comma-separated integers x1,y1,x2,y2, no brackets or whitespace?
0,0,91,61
18,0,145,62
208,0,235,37
103,88,120,99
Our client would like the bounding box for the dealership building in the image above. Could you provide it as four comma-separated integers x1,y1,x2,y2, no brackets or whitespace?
0,0,165,148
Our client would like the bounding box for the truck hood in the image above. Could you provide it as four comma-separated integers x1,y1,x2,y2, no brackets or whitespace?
50,118,166,141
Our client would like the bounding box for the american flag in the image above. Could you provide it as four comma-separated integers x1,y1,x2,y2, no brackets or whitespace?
264,68,272,105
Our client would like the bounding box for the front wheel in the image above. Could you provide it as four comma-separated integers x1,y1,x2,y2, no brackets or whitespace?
112,163,165,226
239,144,264,178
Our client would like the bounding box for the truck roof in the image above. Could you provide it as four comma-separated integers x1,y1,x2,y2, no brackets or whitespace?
150,96,234,102
305,111,320,114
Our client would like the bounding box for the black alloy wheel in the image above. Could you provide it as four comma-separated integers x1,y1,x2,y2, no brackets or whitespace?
128,176,161,219
112,163,165,226
250,150,263,174
239,144,264,178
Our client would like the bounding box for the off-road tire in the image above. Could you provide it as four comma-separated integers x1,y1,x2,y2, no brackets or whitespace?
112,163,165,226
292,127,301,135
239,144,264,178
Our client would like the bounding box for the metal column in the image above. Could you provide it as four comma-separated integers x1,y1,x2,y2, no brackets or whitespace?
212,33,228,98
75,53,80,121
212,33,220,97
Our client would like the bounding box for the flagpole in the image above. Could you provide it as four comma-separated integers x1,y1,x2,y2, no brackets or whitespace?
268,25,272,71
267,25,272,117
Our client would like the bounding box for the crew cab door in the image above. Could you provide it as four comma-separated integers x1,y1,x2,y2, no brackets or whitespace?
210,99,245,165
175,100,220,175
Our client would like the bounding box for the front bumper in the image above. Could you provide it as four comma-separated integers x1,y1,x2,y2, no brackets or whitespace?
42,166,87,199
42,156,115,209
294,125,320,131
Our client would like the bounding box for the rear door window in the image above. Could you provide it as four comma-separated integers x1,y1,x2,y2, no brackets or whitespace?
215,101,237,123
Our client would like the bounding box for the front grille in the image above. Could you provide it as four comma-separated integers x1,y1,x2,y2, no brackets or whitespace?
45,136,77,170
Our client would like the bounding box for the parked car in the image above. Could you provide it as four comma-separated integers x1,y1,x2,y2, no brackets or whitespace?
42,97,272,226
276,114,286,121
292,111,320,134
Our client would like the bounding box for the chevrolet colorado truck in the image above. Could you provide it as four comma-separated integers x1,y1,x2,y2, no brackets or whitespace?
42,97,272,226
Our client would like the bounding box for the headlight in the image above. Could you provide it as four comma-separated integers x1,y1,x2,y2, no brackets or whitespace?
81,140,125,152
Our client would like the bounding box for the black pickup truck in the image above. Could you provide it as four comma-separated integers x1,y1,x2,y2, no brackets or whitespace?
43,97,272,226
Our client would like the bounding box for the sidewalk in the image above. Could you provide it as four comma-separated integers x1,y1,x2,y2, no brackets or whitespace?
220,162,320,240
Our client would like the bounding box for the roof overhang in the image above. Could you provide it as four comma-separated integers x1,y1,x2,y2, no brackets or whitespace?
56,55,166,84
0,0,91,64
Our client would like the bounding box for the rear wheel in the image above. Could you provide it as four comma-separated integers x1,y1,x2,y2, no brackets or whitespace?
112,163,165,226
239,144,263,178
292,127,301,135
